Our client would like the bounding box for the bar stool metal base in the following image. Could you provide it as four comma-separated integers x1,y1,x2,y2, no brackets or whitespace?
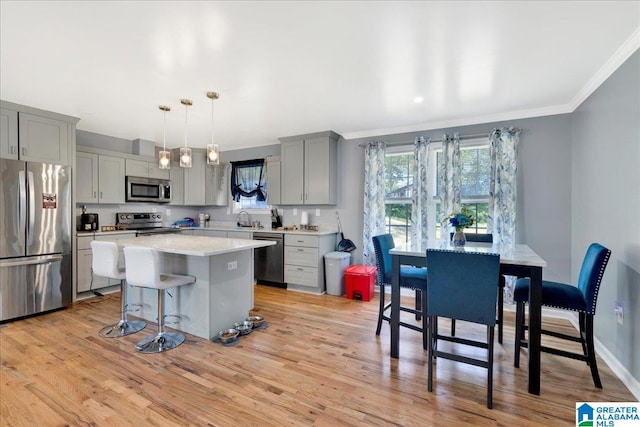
99,319,146,338
135,331,185,354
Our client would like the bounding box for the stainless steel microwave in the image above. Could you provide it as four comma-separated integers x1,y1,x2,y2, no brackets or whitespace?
125,176,171,203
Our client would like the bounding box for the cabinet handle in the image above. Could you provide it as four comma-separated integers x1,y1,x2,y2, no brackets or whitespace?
297,268,304,271
297,248,304,252
21,147,26,156
100,192,103,199
10,146,15,155
300,194,303,201
93,191,97,198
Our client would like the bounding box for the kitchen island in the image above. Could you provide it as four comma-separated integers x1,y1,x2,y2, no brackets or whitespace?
103,234,275,340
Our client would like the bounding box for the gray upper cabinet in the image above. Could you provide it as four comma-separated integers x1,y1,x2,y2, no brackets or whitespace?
183,149,207,206
205,163,229,206
280,140,304,204
169,159,185,206
0,108,18,159
125,158,170,180
99,155,126,203
76,152,99,203
1,101,78,165
279,131,339,205
18,113,69,164
172,148,228,206
266,158,281,205
76,151,125,204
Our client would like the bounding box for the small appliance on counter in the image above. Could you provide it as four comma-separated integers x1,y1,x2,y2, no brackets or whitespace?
270,209,282,229
79,205,99,231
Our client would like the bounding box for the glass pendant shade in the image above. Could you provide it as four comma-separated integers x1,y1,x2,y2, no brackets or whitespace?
158,105,171,170
159,150,171,169
179,98,193,168
179,147,192,168
207,143,219,165
206,91,221,166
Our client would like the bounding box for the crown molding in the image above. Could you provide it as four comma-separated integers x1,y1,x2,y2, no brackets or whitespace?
341,104,573,140
569,26,640,111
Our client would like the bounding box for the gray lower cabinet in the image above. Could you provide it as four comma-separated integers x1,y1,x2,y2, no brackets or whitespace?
76,233,135,294
76,152,125,204
284,233,336,294
279,131,339,205
194,229,252,239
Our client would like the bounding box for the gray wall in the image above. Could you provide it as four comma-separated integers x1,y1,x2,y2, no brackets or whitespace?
342,114,574,283
572,50,640,383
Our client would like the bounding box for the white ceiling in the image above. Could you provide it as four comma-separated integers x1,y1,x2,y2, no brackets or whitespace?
1,1,639,151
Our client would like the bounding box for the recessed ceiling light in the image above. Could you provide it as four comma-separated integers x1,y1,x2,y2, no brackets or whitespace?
413,96,424,104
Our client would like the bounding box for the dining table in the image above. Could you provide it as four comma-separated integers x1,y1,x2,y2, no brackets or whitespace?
389,241,547,395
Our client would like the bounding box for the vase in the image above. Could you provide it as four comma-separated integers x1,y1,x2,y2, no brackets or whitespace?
452,229,466,247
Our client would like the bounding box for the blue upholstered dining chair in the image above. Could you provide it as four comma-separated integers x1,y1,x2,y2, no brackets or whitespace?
513,243,611,388
448,233,506,343
372,234,428,349
426,248,501,409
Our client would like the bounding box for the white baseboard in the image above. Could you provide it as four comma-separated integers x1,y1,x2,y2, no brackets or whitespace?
565,312,640,401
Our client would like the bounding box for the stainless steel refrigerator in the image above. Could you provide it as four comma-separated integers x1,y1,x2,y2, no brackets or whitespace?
0,158,72,321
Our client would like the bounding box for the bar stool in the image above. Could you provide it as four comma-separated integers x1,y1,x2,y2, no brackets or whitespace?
91,241,146,338
123,246,196,354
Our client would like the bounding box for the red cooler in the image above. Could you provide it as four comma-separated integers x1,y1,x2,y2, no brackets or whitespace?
344,265,377,301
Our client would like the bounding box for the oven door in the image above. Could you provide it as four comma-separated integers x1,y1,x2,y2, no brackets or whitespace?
126,176,171,203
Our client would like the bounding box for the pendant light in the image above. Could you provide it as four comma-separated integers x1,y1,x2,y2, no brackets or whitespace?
179,98,193,168
158,105,171,169
206,91,220,165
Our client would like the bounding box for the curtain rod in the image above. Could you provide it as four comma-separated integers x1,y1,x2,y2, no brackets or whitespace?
357,132,490,148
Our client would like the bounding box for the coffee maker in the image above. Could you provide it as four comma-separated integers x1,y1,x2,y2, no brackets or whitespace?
79,205,99,231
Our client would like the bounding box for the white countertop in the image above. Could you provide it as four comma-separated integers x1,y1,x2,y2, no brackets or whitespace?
197,225,339,236
102,234,276,257
77,226,339,237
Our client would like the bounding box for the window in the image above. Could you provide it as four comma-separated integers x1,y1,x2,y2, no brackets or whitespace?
383,139,490,246
384,151,414,245
230,159,270,213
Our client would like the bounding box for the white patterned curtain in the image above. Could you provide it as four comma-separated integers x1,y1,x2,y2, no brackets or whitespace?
411,136,430,251
488,127,521,301
362,141,387,266
438,133,461,240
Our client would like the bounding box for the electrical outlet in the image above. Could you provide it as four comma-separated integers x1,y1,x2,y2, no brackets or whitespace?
227,261,237,271
615,303,623,325
316,209,320,216
293,208,297,216
166,208,171,216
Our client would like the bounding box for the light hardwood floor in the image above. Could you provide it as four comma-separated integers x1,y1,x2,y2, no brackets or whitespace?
1,285,635,426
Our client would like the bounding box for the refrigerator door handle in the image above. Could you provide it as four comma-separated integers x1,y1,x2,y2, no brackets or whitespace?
27,170,35,246
0,255,64,268
18,170,26,239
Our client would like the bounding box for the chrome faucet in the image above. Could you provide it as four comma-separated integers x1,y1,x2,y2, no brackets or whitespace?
237,210,250,227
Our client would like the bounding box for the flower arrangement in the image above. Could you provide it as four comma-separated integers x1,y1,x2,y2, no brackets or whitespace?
446,207,474,231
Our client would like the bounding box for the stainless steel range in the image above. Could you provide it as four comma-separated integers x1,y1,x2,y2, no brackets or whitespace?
116,212,180,236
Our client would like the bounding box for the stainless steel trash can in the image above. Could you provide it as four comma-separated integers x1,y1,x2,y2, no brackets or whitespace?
324,252,351,296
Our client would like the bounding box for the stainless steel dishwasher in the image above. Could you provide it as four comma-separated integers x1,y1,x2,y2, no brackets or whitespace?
253,232,285,288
